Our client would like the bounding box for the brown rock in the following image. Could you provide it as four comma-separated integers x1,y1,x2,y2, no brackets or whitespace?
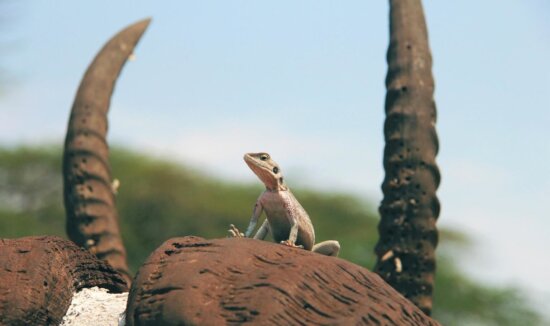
0,236,128,326
126,236,440,325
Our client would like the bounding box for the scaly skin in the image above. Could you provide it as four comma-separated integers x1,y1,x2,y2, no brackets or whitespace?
229,152,340,256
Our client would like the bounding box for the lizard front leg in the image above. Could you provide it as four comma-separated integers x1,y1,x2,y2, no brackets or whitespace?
228,201,263,238
245,200,263,237
229,216,270,240
229,193,265,239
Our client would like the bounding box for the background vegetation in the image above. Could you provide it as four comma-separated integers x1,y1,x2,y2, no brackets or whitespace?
0,145,543,325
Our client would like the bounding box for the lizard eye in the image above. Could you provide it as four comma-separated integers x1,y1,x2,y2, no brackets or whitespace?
272,167,279,174
260,154,269,161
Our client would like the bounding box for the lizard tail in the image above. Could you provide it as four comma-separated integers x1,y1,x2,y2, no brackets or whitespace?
312,240,340,257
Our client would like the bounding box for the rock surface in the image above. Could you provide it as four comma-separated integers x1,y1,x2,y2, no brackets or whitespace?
126,236,440,325
0,236,128,326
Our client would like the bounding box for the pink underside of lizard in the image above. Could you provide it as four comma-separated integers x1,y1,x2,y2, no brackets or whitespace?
259,189,315,250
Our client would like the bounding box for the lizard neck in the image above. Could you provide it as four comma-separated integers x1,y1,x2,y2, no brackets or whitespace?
265,182,288,192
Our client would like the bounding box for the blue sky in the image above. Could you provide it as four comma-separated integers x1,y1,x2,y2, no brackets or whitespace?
2,0,550,312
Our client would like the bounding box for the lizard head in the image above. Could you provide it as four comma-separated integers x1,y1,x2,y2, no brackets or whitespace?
244,152,286,191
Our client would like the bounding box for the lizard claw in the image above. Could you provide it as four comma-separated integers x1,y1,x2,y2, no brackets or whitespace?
280,240,304,249
228,224,245,238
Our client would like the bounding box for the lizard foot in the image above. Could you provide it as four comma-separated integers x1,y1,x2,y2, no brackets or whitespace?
228,224,245,238
280,240,304,249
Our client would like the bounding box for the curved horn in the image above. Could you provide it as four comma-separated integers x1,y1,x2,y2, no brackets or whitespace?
63,18,151,286
374,0,440,315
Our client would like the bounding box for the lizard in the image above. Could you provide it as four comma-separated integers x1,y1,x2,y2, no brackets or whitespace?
228,152,340,257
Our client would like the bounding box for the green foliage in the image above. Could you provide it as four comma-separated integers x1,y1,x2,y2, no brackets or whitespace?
0,146,544,325
0,145,65,237
433,255,542,325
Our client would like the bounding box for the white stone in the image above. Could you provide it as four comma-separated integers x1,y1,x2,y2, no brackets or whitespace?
60,287,128,326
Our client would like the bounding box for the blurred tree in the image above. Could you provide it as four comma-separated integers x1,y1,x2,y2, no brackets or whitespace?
0,146,543,325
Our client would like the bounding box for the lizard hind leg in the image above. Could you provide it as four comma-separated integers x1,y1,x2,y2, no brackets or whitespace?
312,240,340,257
253,219,270,240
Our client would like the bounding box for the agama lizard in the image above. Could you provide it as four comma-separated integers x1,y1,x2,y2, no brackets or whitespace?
229,152,340,256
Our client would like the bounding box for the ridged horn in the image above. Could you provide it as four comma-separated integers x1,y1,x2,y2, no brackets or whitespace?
62,18,151,287
374,0,440,315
